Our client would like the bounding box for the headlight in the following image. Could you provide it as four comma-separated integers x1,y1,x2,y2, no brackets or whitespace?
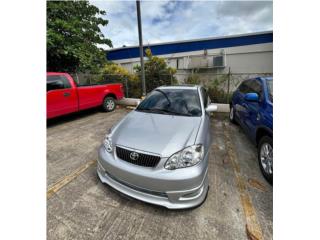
103,135,113,153
164,144,204,170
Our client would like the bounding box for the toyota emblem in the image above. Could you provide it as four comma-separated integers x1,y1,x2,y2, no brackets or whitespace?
130,151,139,161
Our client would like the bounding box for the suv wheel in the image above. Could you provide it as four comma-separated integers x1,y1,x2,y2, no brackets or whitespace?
258,136,273,184
103,97,116,112
229,105,236,124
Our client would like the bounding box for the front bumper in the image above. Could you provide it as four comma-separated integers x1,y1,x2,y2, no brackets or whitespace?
97,146,209,209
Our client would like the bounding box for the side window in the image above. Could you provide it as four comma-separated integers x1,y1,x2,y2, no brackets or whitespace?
245,80,254,93
250,80,263,97
238,80,249,94
200,87,208,107
47,75,71,91
246,79,263,100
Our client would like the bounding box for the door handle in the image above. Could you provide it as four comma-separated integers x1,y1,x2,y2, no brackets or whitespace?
63,92,71,97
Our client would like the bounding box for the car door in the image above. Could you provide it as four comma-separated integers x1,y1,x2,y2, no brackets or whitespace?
47,74,78,118
242,79,263,139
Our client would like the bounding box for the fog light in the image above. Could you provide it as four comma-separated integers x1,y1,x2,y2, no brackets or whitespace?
180,186,203,201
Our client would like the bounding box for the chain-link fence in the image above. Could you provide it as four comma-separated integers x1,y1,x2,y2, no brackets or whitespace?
70,72,272,104
176,72,272,103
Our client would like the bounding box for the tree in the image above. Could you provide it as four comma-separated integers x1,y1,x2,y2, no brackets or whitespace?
47,1,112,73
134,48,177,92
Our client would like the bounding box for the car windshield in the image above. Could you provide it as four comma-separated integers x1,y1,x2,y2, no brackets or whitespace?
267,79,273,102
136,88,202,117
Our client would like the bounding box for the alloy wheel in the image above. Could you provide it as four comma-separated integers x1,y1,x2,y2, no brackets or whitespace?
260,143,273,175
105,99,115,110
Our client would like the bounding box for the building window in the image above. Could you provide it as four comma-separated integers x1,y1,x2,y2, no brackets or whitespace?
167,59,177,69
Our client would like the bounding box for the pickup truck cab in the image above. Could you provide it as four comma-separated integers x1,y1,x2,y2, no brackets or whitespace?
229,77,273,184
47,72,124,119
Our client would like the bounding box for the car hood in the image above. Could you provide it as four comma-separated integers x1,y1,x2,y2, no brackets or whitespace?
111,111,202,157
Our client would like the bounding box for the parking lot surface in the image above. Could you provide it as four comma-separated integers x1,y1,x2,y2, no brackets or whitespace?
47,108,273,240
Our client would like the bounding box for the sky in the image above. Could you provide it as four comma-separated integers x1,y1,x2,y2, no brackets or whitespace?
91,0,273,49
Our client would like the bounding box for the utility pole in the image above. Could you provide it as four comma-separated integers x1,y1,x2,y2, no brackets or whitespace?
136,0,146,96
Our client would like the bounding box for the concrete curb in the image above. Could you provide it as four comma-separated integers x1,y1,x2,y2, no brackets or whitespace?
116,98,140,106
215,103,230,113
116,98,230,113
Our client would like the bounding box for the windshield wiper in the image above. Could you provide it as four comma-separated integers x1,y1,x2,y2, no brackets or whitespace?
154,89,171,106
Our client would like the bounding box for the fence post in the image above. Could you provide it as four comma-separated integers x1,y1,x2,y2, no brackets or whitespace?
170,74,173,85
75,72,79,85
125,76,129,98
226,67,231,103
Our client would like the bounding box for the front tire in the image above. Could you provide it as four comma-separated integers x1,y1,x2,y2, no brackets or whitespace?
229,105,237,124
102,97,116,112
258,136,273,184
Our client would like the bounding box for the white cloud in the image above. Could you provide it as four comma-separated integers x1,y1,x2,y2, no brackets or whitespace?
91,0,273,49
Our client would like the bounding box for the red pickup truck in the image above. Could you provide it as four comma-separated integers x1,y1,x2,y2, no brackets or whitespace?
47,72,124,119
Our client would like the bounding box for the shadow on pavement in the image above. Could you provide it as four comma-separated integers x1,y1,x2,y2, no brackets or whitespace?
47,107,102,128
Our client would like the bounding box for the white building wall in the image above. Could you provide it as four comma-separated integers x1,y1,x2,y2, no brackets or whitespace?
112,42,273,75
226,51,273,73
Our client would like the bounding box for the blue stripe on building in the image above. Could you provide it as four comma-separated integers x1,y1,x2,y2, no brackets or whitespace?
106,32,273,61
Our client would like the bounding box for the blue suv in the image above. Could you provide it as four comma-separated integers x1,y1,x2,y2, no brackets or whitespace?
229,77,273,184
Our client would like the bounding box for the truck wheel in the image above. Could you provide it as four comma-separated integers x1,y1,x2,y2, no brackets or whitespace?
103,97,116,112
258,136,273,184
229,105,237,124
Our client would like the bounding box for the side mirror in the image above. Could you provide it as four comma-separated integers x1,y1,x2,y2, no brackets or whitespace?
244,92,259,102
205,104,218,113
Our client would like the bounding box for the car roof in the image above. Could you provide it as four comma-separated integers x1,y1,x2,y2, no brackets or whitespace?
157,85,199,90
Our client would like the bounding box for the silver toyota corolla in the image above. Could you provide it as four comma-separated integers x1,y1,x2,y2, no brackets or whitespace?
97,85,217,209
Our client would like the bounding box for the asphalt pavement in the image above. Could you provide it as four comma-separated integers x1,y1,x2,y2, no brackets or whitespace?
47,108,272,240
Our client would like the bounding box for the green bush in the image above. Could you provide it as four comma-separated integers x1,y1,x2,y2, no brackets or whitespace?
207,76,230,103
185,75,201,85
101,63,142,98
185,74,232,103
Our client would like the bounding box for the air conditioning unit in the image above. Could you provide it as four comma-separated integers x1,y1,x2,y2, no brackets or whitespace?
213,55,225,68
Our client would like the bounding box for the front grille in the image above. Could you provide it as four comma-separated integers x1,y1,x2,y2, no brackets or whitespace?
116,146,161,167
105,170,167,198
